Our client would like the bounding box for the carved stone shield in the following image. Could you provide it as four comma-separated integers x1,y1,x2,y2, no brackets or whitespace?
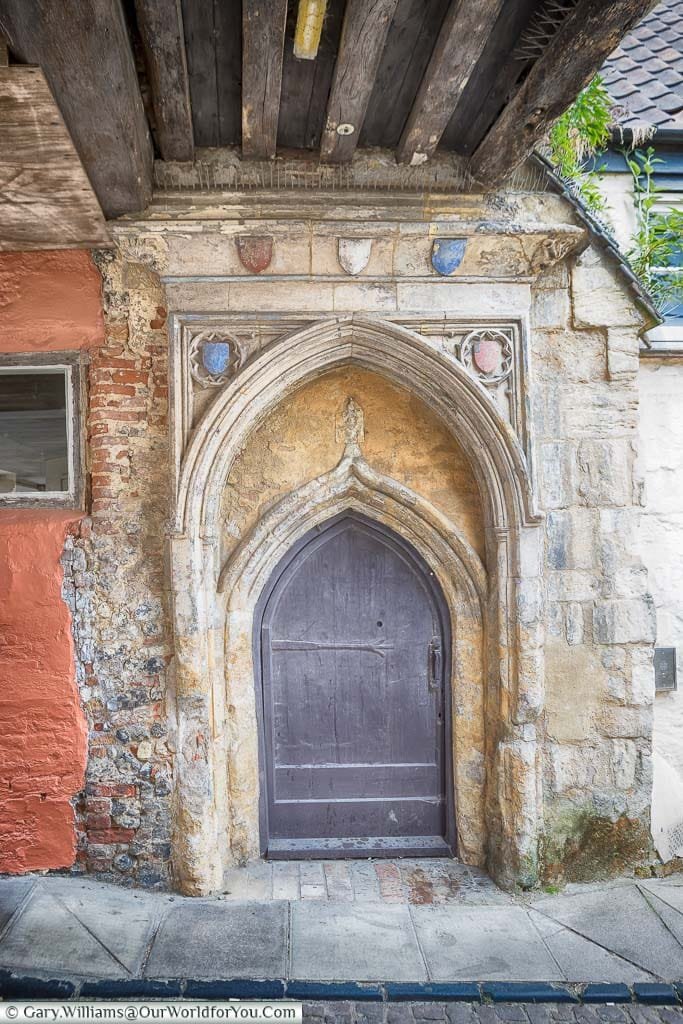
338,238,372,275
202,340,231,376
189,330,243,387
461,328,513,386
472,335,502,375
431,237,467,276
236,235,273,273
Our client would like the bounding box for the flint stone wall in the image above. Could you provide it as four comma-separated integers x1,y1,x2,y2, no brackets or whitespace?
66,189,655,889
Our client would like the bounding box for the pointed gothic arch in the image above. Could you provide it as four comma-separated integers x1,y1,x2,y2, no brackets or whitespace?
168,315,545,896
175,315,539,540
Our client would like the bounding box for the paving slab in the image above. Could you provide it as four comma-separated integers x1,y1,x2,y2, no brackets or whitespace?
410,906,562,982
291,902,427,982
222,864,273,900
272,862,301,901
638,890,683,948
0,890,126,979
2,871,683,986
639,881,683,915
349,862,383,902
0,877,35,935
530,887,683,980
528,910,654,984
145,900,287,979
40,877,163,974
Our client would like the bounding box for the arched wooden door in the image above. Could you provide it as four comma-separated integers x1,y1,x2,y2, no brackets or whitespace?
255,512,453,858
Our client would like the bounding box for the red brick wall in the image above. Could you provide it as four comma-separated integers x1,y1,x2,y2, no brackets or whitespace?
0,250,104,873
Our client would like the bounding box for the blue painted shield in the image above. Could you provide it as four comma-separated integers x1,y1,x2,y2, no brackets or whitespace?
202,340,231,376
431,237,467,276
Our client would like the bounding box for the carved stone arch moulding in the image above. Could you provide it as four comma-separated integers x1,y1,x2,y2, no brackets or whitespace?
170,314,539,539
212,449,488,872
167,313,546,897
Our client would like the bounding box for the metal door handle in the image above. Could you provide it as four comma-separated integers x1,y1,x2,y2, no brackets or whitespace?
428,636,442,691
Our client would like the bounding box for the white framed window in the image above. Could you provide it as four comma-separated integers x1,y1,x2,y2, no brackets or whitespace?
0,353,84,508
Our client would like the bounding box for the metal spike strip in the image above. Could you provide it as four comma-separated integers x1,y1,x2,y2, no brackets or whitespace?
512,0,580,61
153,156,549,195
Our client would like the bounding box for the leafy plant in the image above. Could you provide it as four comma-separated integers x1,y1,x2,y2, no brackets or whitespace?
547,79,683,317
625,147,683,317
548,76,614,217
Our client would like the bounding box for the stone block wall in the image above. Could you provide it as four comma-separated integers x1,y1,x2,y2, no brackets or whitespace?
533,249,655,881
40,189,657,890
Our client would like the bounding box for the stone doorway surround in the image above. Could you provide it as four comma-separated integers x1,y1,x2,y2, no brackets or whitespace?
165,314,544,896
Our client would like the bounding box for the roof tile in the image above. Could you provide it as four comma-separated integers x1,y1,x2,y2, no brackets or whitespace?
602,0,683,128
642,79,671,98
659,93,683,113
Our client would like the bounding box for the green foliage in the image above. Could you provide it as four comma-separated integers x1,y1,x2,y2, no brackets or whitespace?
547,78,683,317
625,147,683,316
548,76,614,216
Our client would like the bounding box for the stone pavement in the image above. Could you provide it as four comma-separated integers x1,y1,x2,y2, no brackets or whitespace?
0,866,682,988
221,859,510,904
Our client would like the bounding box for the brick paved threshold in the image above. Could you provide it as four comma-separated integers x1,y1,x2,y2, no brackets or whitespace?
1,869,682,1002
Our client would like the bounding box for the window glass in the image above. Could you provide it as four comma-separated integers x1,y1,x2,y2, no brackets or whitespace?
0,369,70,494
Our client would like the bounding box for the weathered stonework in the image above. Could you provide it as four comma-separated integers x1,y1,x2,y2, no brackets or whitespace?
64,253,174,886
536,254,654,874
62,185,656,893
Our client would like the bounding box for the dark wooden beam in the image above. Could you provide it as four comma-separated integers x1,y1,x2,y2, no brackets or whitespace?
439,0,538,156
469,0,658,187
320,0,399,163
0,65,111,250
279,0,345,150
396,0,505,166
0,0,152,218
180,0,218,145
134,0,194,161
242,0,288,159
359,0,450,150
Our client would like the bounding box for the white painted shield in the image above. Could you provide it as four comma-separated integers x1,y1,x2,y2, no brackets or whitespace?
338,238,372,276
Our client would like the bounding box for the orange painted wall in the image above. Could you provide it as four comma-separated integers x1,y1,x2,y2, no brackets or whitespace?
0,250,104,352
0,250,104,873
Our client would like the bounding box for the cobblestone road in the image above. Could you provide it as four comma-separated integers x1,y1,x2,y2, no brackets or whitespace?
303,1004,683,1024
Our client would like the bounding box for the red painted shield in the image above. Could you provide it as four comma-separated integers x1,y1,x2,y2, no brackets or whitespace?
236,235,273,274
473,336,502,375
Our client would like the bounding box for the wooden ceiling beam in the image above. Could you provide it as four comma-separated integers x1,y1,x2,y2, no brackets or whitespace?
320,0,399,163
242,0,288,159
468,0,659,188
396,0,505,166
0,0,152,219
0,65,111,250
134,0,194,162
438,0,538,156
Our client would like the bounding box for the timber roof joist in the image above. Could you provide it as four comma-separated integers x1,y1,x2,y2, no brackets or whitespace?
0,0,660,221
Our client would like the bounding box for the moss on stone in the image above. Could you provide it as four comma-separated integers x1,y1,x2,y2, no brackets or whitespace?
541,807,651,883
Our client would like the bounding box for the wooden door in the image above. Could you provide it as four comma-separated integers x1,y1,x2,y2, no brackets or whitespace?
257,513,452,858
